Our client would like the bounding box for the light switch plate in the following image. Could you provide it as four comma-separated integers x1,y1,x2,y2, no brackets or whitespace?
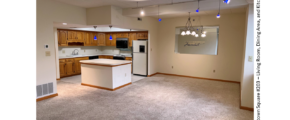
248,56,253,62
45,51,51,56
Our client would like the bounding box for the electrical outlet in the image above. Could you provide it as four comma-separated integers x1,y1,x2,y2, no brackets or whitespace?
45,51,50,56
62,50,65,53
84,50,86,52
248,56,253,62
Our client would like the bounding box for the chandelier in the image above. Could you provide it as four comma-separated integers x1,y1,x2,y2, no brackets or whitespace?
180,12,206,37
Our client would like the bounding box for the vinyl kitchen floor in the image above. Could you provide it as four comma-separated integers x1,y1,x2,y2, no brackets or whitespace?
37,74,253,120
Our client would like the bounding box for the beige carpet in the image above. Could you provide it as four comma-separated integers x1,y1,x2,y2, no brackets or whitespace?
37,74,253,120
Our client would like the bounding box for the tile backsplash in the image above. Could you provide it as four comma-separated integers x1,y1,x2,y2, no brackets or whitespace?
58,46,132,56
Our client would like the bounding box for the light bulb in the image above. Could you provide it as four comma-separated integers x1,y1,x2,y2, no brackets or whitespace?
217,13,220,18
195,34,199,37
196,8,199,13
141,10,144,15
181,31,185,36
203,31,207,34
191,31,196,35
201,33,206,37
186,30,191,35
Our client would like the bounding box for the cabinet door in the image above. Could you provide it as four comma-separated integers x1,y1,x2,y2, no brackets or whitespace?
91,33,98,46
68,31,77,41
58,30,68,46
84,32,91,46
59,62,66,77
106,33,116,46
98,33,106,46
129,33,136,47
66,61,75,75
116,33,129,38
144,33,148,39
76,31,84,41
74,57,89,74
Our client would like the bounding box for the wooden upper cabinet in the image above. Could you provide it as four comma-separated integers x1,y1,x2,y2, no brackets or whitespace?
116,33,129,38
76,32,84,41
58,30,68,46
67,31,77,41
106,33,116,46
91,33,98,46
129,33,136,47
98,33,106,46
136,33,148,39
84,32,91,46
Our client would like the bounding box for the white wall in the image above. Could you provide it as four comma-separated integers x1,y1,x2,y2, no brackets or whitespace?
157,13,246,82
37,0,86,98
240,4,254,108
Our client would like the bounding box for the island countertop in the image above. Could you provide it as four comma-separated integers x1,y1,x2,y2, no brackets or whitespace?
80,59,132,66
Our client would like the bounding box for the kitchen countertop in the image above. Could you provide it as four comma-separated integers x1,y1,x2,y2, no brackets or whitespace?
80,59,132,66
59,54,132,59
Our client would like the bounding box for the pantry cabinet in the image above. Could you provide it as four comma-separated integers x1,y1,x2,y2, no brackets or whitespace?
128,33,136,47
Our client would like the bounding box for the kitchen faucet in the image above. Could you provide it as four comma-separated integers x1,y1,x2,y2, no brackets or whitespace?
72,49,79,55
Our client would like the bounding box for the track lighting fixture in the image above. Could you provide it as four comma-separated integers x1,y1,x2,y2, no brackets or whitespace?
223,0,230,4
196,0,199,13
217,0,221,18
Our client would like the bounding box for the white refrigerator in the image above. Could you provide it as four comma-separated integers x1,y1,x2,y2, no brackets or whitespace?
133,40,148,76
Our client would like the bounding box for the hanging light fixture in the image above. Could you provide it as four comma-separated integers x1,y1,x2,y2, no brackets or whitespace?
191,31,196,36
195,34,199,37
223,0,230,4
109,25,113,40
196,0,199,13
217,0,221,18
158,5,161,22
137,2,144,15
180,12,194,36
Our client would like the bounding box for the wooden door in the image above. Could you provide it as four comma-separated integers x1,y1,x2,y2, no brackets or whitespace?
91,33,98,46
129,33,136,47
106,33,116,46
59,61,66,77
98,33,106,46
84,32,91,46
58,30,68,46
67,31,77,41
76,31,84,41
74,57,89,74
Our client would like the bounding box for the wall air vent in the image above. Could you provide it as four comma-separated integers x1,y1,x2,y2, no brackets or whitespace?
36,82,54,97
138,17,142,21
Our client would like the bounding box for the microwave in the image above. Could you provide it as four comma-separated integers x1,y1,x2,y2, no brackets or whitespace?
116,38,128,48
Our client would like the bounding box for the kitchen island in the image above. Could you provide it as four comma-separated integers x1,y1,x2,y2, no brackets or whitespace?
80,59,132,91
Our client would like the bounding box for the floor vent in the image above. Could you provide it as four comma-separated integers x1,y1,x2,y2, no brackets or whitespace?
36,82,53,97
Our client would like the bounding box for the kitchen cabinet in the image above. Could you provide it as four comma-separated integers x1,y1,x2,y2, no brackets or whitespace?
84,32,91,46
58,30,68,46
116,33,129,38
75,57,89,74
65,59,75,76
98,33,106,46
128,33,136,47
59,59,66,77
136,33,148,39
91,33,98,46
125,57,133,73
106,33,116,46
99,55,113,59
59,57,89,78
67,31,84,42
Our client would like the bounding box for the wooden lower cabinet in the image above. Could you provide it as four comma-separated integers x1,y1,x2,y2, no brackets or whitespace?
75,57,89,74
59,57,89,78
